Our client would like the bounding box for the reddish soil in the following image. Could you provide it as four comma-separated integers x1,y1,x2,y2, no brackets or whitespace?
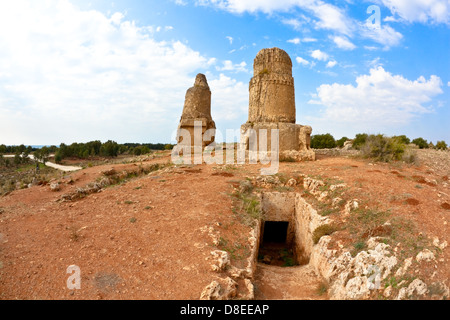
0,151,449,300
0,157,253,300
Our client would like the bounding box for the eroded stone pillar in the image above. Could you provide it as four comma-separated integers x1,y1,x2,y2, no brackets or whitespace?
241,48,315,161
249,48,296,124
177,74,216,152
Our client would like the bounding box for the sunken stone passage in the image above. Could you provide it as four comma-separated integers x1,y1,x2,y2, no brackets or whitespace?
176,73,216,151
258,192,330,266
241,48,315,162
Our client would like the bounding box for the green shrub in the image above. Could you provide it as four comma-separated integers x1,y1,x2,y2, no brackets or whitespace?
311,133,336,149
353,133,368,150
54,151,62,164
392,135,411,145
231,187,262,227
164,144,174,150
141,146,151,155
100,140,119,157
360,134,408,162
313,224,338,244
259,68,270,75
133,147,142,156
435,141,448,150
351,241,367,257
336,137,349,148
412,137,429,149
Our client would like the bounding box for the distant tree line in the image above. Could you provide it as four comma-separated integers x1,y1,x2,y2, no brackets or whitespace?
309,133,449,164
0,144,58,155
56,140,119,160
52,141,175,163
0,141,177,167
311,133,448,151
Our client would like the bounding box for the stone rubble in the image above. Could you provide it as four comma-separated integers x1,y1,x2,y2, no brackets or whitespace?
416,249,435,263
310,236,398,300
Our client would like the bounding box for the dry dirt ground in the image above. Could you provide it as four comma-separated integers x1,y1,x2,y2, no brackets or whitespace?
0,149,449,300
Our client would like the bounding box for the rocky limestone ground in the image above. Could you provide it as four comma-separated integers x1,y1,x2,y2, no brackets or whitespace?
0,149,449,300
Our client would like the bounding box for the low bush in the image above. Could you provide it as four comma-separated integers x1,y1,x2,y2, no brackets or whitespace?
412,137,428,149
435,141,448,150
391,135,411,145
353,133,368,150
311,134,336,149
359,134,416,163
313,224,338,244
336,137,349,148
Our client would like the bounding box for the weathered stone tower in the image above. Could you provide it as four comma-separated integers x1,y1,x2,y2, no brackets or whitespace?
176,74,216,151
241,48,315,161
249,48,296,124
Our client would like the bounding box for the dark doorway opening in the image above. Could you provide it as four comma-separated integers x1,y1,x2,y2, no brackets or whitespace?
258,221,297,267
263,221,289,243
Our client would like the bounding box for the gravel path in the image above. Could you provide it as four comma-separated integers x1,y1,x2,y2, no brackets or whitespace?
3,154,82,172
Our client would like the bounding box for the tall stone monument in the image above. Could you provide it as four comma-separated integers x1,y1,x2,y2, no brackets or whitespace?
241,48,315,161
176,74,216,152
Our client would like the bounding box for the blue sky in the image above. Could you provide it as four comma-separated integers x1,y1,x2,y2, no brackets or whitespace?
0,0,449,146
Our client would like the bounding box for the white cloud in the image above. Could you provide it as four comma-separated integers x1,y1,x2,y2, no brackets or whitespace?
308,2,353,36
360,23,403,48
110,12,125,25
226,36,234,44
302,37,318,43
332,36,356,50
379,0,450,24
364,45,379,51
209,73,248,121
288,37,317,44
296,57,310,66
282,18,305,30
308,67,443,130
287,38,301,44
326,60,337,68
367,57,383,68
281,13,311,30
383,16,399,22
199,0,353,35
448,81,450,87
174,0,188,5
199,0,406,49
311,49,329,61
216,60,248,73
198,0,301,14
0,0,241,144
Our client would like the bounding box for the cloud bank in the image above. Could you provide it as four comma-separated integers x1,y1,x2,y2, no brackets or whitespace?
308,66,443,133
0,0,248,144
